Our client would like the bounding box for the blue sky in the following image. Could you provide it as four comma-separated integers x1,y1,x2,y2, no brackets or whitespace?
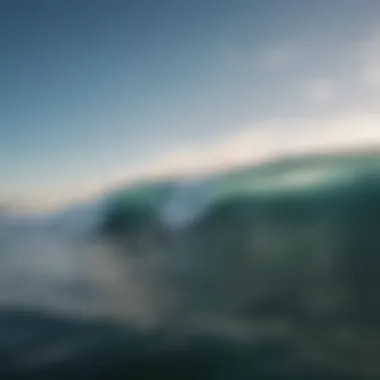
1,0,380,210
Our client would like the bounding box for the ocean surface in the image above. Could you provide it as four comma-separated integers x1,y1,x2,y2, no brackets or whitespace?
0,150,379,379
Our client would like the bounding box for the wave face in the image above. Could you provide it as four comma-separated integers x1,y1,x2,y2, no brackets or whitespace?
0,149,379,379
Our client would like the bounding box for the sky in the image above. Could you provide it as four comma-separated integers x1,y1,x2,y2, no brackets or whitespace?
1,0,380,211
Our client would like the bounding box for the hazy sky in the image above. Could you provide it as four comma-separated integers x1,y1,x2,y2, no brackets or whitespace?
1,0,380,209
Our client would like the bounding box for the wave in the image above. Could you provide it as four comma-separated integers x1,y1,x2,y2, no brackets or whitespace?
0,148,379,379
